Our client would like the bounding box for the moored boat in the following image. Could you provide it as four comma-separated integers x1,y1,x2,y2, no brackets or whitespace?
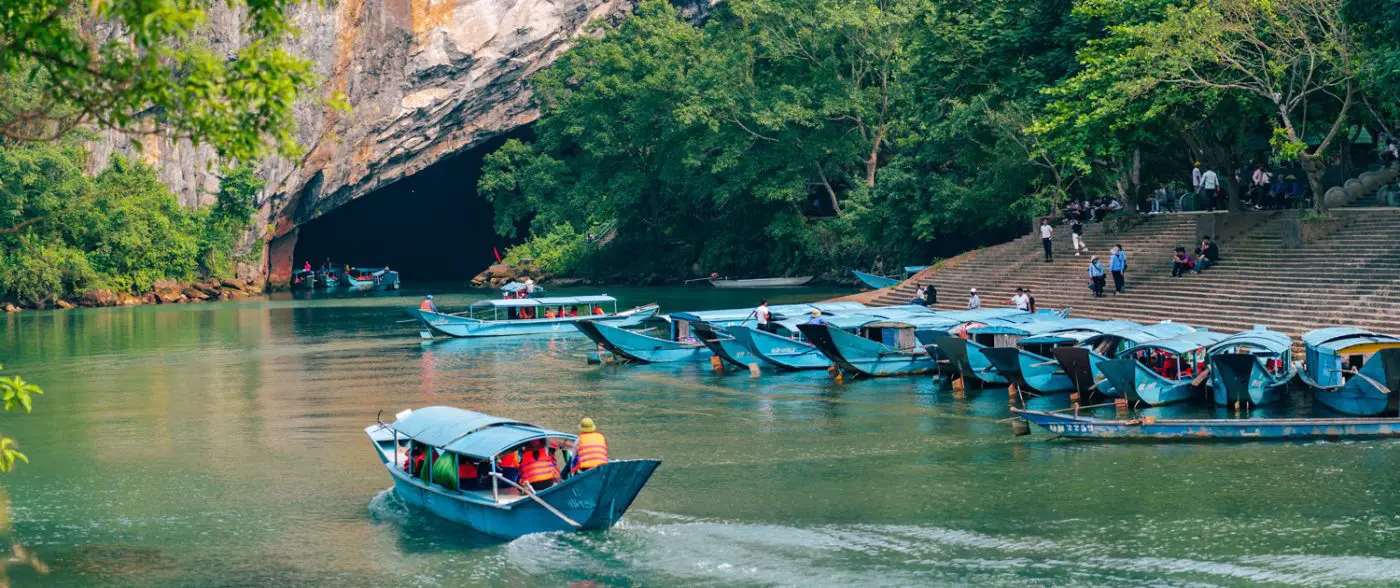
798,306,1003,377
977,320,1143,395
709,276,814,288
291,269,316,290
1094,330,1225,406
1013,408,1400,442
364,406,660,539
414,296,658,338
500,281,545,297
580,303,862,364
929,310,1075,387
851,270,899,289
1055,322,1199,397
344,267,401,291
1300,327,1400,416
1207,326,1297,407
693,302,871,369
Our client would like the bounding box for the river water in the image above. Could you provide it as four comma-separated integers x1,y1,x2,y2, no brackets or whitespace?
3,286,1400,587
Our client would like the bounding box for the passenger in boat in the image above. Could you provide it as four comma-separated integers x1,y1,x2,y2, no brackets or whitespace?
572,418,609,474
592,306,605,315
519,307,535,319
544,308,557,319
967,288,981,310
419,294,439,313
756,300,775,333
805,309,826,325
303,261,312,272
520,440,561,491
458,457,485,491
496,448,521,484
524,278,537,296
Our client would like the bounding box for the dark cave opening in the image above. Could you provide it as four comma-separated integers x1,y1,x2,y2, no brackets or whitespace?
292,127,533,282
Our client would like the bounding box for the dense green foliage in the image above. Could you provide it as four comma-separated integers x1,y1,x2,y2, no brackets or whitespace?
0,0,323,160
0,140,259,305
482,0,1396,279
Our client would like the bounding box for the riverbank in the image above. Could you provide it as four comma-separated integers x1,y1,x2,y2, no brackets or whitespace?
1,277,264,313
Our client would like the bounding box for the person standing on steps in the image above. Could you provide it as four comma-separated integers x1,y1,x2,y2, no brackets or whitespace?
1088,256,1106,298
756,300,774,333
1192,162,1203,200
967,288,981,310
1071,215,1086,255
1200,166,1219,212
1109,244,1127,294
1040,218,1054,262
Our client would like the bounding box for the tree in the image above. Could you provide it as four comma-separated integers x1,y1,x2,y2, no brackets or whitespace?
1057,0,1357,211
0,0,321,161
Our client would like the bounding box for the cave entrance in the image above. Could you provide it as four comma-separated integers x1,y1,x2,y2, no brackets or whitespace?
291,128,531,284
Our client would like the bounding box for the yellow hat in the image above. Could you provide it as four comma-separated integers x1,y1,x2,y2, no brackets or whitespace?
579,417,596,433
810,309,821,317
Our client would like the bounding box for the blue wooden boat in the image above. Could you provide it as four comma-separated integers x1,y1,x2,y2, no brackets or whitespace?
1050,322,1198,398
344,267,401,291
364,407,660,539
852,270,900,289
577,303,860,364
500,281,545,297
414,296,658,338
693,302,872,369
977,320,1143,395
315,268,345,289
798,307,1026,377
1094,330,1226,406
1014,408,1400,442
291,269,315,290
1207,326,1297,407
929,311,1075,387
1300,327,1400,416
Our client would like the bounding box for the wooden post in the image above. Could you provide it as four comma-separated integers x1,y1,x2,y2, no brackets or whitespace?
748,363,761,377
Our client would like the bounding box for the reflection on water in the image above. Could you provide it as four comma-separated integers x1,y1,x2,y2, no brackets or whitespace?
3,286,1400,586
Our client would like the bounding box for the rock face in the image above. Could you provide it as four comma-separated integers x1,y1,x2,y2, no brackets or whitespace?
89,0,639,282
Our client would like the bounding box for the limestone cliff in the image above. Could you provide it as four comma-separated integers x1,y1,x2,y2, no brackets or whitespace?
89,0,636,282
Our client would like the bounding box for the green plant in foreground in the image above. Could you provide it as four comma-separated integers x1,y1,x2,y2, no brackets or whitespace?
0,364,41,472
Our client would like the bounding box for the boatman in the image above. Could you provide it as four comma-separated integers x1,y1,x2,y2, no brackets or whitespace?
572,418,609,475
520,440,561,491
419,294,439,313
805,309,826,325
756,300,774,333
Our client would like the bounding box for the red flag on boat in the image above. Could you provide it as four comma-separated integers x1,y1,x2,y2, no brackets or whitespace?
493,247,501,263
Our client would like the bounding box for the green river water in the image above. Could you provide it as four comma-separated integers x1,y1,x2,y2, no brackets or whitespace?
2,286,1400,587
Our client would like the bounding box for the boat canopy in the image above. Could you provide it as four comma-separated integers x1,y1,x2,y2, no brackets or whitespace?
1301,327,1400,352
1208,327,1292,355
1119,331,1227,356
471,295,616,308
1079,322,1195,349
391,407,575,459
969,317,1102,337
1019,320,1144,345
671,301,869,324
903,265,929,274
855,306,953,329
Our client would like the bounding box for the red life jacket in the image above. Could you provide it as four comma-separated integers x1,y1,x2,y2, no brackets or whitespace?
520,448,558,484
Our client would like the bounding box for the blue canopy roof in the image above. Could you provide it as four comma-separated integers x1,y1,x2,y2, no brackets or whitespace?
969,316,1102,337
392,406,574,459
1208,327,1293,355
1121,330,1226,355
1077,322,1195,348
1301,327,1400,350
472,295,616,308
1019,320,1143,345
670,301,872,324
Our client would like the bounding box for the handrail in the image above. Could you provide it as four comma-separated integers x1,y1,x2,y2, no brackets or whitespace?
489,473,581,528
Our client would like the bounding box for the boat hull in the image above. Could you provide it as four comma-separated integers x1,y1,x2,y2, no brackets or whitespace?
575,320,710,363
726,326,831,370
345,270,401,291
852,270,898,289
1309,348,1400,416
981,347,1077,395
1098,358,1199,406
1048,347,1107,397
798,324,934,377
415,305,658,338
710,276,814,288
1210,353,1292,406
1016,409,1400,441
386,459,659,539
932,338,1008,386
692,324,761,368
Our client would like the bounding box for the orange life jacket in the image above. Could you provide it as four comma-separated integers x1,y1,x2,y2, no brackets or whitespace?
573,432,609,473
419,300,434,311
497,451,519,468
519,448,558,484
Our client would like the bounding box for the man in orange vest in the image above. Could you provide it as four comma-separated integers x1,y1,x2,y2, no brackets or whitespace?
519,440,560,491
572,417,609,474
419,294,438,313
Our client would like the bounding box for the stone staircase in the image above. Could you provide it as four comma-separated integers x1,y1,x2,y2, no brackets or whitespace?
849,210,1400,338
